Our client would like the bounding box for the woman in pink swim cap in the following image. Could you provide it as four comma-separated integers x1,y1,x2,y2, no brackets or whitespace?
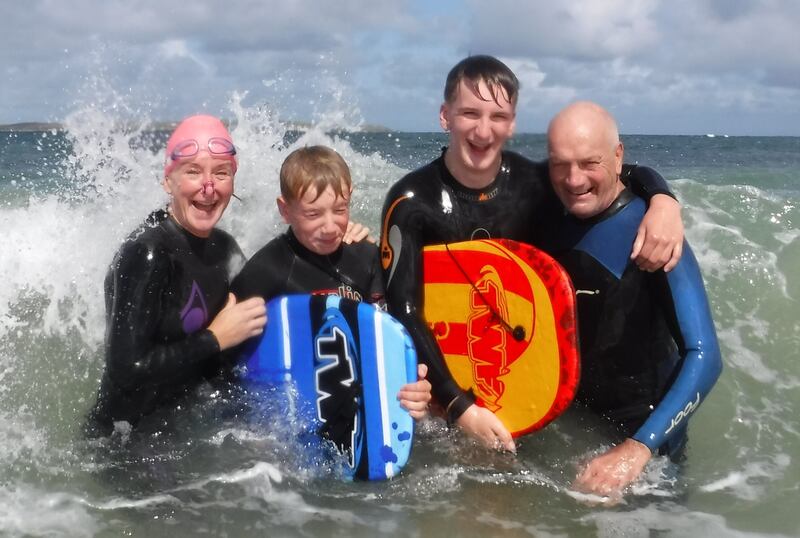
87,115,266,436
162,114,240,238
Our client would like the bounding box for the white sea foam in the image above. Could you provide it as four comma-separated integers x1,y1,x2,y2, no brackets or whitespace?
586,504,792,538
683,184,789,298
0,411,48,466
179,461,364,527
1,63,799,536
698,454,792,502
0,486,100,538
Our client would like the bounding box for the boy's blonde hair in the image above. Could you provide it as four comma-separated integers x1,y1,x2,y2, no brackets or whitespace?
280,145,352,202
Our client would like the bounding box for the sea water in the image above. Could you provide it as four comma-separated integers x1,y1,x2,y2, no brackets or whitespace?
0,95,798,537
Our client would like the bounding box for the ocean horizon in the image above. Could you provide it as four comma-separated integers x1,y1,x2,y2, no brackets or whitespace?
1,107,798,537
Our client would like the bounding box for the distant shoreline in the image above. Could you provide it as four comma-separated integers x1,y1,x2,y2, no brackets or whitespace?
0,122,64,132
1,122,796,137
0,120,392,133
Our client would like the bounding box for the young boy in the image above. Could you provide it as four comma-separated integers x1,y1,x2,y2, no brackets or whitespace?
231,145,430,417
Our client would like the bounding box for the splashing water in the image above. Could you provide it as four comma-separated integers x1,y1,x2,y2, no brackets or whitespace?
1,69,799,536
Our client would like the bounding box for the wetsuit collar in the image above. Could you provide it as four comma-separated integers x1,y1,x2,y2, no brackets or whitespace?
568,188,636,226
283,228,369,298
284,227,344,265
438,147,507,202
157,208,212,255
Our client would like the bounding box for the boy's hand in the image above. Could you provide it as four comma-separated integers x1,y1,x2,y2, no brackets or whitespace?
397,364,432,419
456,404,516,453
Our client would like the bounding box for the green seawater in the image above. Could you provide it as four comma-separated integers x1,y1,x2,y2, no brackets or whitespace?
0,123,798,537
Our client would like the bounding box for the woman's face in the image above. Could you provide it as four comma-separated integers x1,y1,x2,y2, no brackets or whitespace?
163,152,234,237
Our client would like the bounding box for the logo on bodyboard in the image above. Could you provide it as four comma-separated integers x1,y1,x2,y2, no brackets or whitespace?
314,309,363,469
466,265,513,412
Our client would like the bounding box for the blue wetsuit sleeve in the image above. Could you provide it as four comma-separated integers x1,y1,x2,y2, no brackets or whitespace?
632,243,722,450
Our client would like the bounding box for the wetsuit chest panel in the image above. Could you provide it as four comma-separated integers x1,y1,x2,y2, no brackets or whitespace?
155,223,234,341
439,154,554,243
553,196,680,432
89,212,243,433
563,252,675,413
570,197,646,280
231,232,383,305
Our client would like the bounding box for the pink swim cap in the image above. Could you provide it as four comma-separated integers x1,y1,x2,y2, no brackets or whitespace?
164,114,238,177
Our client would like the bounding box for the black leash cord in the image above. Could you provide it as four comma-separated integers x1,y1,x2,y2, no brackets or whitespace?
443,243,526,342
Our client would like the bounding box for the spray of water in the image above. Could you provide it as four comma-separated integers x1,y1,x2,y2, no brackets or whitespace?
0,62,408,534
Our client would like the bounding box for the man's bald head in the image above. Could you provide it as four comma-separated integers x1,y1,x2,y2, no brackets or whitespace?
548,101,620,154
547,101,625,219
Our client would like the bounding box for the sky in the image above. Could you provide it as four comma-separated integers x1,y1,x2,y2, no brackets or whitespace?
1,0,798,135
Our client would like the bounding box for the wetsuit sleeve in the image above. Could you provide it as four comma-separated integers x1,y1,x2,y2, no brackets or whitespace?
381,191,474,420
623,165,677,201
104,240,222,391
631,243,723,451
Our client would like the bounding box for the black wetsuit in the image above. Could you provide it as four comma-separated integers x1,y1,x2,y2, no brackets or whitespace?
380,149,672,421
231,228,384,305
230,230,384,473
546,190,722,456
87,210,245,435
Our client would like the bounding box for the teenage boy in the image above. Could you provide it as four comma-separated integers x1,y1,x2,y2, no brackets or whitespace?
232,145,431,417
380,55,684,451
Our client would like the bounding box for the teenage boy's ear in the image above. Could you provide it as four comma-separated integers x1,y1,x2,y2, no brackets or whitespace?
277,196,290,224
439,102,450,132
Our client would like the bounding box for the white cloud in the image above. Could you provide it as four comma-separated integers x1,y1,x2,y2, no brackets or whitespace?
462,0,661,60
157,40,191,60
0,0,797,134
654,0,800,88
447,0,799,134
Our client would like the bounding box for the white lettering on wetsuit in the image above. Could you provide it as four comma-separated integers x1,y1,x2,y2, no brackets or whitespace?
576,289,600,296
664,392,701,435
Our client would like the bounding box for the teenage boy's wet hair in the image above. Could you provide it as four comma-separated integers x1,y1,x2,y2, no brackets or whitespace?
443,55,520,107
280,146,352,203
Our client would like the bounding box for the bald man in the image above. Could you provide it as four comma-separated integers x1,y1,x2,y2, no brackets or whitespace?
381,56,686,453
545,101,723,498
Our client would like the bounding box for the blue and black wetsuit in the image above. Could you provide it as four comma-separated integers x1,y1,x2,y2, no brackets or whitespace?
87,210,245,436
380,149,672,422
547,190,722,456
230,228,384,306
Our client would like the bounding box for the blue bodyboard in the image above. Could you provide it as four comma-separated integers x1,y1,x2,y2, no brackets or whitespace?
241,294,417,480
